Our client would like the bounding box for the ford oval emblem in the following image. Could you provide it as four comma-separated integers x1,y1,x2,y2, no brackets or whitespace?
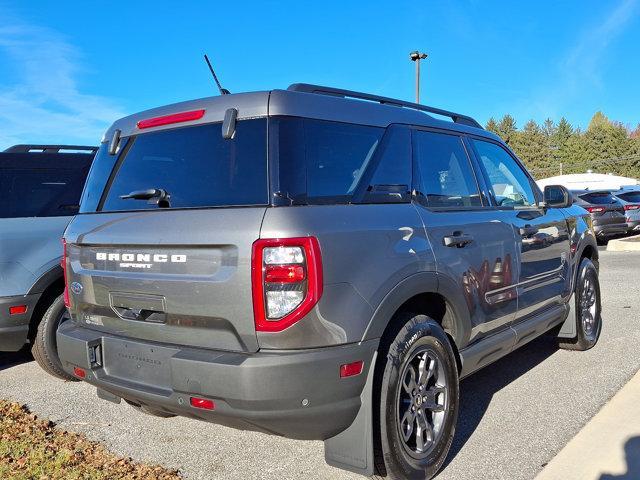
70,282,83,295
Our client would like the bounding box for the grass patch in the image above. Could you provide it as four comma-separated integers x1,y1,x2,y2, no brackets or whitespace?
0,400,181,479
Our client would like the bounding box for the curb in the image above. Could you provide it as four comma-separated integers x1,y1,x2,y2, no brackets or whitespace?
535,369,640,479
606,234,640,252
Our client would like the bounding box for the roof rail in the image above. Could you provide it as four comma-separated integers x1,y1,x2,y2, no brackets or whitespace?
3,144,98,154
287,83,483,129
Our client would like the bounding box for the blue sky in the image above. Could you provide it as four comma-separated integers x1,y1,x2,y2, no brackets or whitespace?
0,0,639,148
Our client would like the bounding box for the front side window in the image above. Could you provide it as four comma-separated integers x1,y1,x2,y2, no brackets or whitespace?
413,130,482,208
472,139,536,207
98,119,268,212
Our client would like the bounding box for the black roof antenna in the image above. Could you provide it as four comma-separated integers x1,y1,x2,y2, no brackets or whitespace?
204,54,230,95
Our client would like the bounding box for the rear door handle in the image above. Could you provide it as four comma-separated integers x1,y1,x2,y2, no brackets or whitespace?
443,233,474,248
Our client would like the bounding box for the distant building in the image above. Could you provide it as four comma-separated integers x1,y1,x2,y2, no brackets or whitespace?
537,172,640,191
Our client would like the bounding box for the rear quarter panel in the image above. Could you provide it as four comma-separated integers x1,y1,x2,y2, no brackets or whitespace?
258,204,435,349
0,217,70,296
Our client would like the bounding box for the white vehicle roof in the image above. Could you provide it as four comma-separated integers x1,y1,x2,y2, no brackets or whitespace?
537,172,640,191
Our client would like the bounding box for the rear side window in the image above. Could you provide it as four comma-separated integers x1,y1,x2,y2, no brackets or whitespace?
580,192,617,205
274,118,384,204
0,167,89,218
413,131,482,208
97,119,267,212
617,191,640,203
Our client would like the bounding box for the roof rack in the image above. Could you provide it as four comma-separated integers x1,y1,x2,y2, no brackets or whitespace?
3,144,98,154
287,83,483,129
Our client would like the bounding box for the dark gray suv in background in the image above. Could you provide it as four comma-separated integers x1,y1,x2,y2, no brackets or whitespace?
56,84,601,479
570,190,628,244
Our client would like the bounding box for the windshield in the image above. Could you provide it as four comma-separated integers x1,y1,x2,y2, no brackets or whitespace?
90,119,268,212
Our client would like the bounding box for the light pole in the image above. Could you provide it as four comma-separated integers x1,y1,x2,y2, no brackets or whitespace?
409,51,428,103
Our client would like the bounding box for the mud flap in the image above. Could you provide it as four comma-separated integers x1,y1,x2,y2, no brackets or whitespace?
324,351,377,477
557,293,577,339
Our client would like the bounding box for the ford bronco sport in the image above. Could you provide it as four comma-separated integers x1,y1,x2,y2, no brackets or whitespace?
0,144,95,379
57,85,601,479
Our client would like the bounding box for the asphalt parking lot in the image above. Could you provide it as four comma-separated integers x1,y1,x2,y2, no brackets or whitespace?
1,249,639,480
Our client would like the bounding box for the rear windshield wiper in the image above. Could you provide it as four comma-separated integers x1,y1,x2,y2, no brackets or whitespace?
120,188,171,208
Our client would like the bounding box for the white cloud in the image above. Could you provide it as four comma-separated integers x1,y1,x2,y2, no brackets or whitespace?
0,21,126,149
508,0,639,124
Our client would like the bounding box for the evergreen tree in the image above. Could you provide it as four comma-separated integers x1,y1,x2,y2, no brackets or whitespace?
485,117,499,134
496,114,518,144
483,112,640,179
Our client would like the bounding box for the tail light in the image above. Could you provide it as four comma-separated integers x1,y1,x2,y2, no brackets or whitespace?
586,207,605,213
624,205,640,211
62,239,71,308
252,237,322,332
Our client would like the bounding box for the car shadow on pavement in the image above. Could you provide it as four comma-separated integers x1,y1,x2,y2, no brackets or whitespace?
599,437,640,480
444,333,559,468
0,350,32,372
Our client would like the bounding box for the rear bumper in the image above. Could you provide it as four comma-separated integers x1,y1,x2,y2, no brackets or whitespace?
57,322,378,440
0,294,38,351
626,220,640,232
593,223,628,237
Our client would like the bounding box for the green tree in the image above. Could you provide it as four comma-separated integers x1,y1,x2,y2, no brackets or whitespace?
496,114,518,144
485,117,499,134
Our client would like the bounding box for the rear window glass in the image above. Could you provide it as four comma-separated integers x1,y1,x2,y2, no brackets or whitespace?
98,119,267,212
617,191,640,203
579,192,617,205
274,118,384,204
0,167,89,218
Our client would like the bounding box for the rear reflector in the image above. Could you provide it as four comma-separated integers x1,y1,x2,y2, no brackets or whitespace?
137,109,205,129
340,361,364,378
73,367,86,379
9,305,27,315
190,397,215,410
586,207,605,213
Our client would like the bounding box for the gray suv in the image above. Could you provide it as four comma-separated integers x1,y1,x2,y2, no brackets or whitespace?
0,144,95,362
56,85,601,479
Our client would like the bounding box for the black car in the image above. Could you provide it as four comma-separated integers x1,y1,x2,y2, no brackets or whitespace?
571,190,628,244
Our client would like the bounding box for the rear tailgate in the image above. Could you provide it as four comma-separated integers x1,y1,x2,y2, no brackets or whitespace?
64,208,265,353
63,109,270,354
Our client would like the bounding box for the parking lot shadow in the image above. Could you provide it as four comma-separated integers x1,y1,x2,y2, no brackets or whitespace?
599,437,640,480
0,350,32,371
444,333,559,467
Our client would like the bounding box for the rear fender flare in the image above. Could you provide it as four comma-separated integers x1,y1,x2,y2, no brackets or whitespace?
27,264,63,296
362,271,472,349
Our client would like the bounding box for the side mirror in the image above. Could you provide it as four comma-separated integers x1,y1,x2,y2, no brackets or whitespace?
543,185,573,208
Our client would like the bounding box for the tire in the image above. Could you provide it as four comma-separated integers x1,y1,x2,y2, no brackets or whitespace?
596,237,608,246
373,313,459,480
559,257,602,351
31,295,78,382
